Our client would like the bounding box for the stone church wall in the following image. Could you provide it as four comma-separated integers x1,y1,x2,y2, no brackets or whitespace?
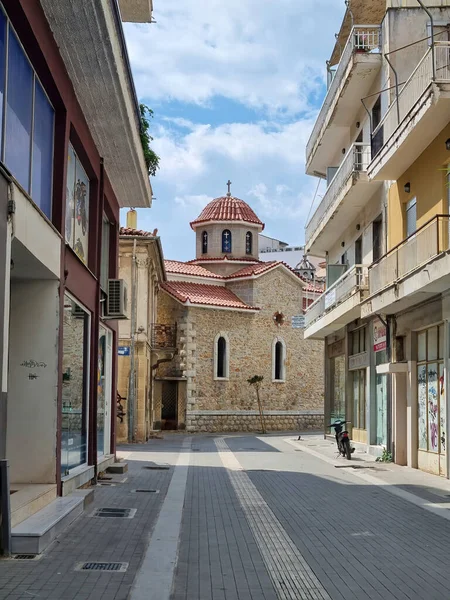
188,268,324,432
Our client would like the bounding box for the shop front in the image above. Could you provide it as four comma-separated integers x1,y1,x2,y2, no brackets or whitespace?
373,318,388,448
348,326,369,444
417,324,446,476
328,337,346,422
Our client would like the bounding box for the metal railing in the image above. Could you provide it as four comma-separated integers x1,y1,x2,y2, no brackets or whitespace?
305,143,371,244
151,323,177,349
305,265,369,328
306,25,381,160
369,215,450,296
372,42,450,155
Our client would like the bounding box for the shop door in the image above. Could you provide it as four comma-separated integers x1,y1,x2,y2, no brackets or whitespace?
375,374,388,446
97,326,113,456
417,326,446,476
162,381,178,430
330,355,345,421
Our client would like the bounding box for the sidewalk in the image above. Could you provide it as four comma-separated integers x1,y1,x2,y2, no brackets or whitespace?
0,440,179,600
287,433,450,516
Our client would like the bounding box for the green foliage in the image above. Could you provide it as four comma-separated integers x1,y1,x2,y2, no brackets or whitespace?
247,375,264,386
140,104,160,177
375,447,393,463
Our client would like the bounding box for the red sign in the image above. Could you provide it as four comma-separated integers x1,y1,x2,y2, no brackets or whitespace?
373,320,387,352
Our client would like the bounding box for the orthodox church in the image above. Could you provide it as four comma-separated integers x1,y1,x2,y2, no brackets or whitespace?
154,185,325,432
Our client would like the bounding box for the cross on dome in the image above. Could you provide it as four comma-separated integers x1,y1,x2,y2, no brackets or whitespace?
226,179,232,197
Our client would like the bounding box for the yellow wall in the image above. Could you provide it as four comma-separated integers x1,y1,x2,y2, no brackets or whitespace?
388,122,450,249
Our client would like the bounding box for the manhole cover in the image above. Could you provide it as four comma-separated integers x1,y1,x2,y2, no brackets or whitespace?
131,489,160,494
143,465,170,470
76,562,128,572
13,554,40,560
91,508,136,519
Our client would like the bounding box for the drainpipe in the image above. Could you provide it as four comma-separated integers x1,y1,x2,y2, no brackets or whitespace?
128,237,137,443
417,0,436,80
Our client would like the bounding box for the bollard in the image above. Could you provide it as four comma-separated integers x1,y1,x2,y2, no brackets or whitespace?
0,459,11,556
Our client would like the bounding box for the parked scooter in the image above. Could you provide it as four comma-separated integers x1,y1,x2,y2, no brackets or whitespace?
329,420,354,460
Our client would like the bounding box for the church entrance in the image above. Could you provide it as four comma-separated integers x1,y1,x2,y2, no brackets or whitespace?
161,381,178,430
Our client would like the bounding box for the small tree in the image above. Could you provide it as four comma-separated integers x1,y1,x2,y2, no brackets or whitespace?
139,104,160,177
247,375,266,434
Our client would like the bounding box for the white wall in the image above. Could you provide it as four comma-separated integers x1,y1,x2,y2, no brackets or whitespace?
7,280,59,483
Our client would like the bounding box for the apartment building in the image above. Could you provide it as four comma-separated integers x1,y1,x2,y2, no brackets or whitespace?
305,0,450,476
0,0,152,554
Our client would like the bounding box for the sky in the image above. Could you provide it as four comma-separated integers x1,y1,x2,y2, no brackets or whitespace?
123,0,344,262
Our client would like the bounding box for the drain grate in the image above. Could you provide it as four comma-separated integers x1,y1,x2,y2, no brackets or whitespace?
143,464,170,470
76,562,128,572
13,554,39,560
90,507,136,519
131,489,160,494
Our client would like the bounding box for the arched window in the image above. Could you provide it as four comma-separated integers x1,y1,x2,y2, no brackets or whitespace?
246,231,252,255
214,332,229,379
202,231,208,254
272,338,286,382
222,229,232,253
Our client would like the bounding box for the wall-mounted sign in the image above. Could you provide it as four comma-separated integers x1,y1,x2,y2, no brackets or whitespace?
292,315,305,329
328,338,345,358
118,346,130,356
324,288,336,309
373,319,387,352
349,351,369,371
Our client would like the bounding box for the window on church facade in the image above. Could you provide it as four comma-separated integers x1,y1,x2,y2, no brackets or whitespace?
202,231,208,254
222,229,232,253
272,338,286,382
214,332,229,379
246,231,252,255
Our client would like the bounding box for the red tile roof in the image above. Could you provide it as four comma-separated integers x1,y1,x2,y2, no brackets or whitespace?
187,256,260,264
120,226,158,237
165,260,222,279
227,261,279,279
161,281,258,311
190,196,264,230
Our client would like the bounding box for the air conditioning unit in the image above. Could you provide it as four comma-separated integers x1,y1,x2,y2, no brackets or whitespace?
105,279,129,319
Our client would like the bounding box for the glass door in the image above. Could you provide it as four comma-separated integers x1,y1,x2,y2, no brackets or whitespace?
61,294,90,476
97,325,112,456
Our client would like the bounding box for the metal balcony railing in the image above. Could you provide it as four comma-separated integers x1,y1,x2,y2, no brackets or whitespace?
305,265,369,328
306,25,381,161
369,215,450,296
305,143,371,245
151,323,177,349
372,42,450,157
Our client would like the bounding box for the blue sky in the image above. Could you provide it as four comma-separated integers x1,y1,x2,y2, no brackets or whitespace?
123,0,344,261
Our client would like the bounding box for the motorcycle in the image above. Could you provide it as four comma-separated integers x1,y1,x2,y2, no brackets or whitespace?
329,420,354,460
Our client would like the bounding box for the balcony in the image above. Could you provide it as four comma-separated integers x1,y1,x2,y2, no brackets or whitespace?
362,215,450,317
305,144,380,255
151,324,177,350
306,26,381,177
304,265,369,340
369,42,450,181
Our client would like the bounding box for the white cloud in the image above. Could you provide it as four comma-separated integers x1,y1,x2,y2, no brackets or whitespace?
124,0,343,115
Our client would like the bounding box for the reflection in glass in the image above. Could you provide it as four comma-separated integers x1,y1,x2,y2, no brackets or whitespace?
61,295,89,475
97,329,106,457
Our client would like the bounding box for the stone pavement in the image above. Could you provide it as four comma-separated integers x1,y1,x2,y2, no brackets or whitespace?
3,433,450,599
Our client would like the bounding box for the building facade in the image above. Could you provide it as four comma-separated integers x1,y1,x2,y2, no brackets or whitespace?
304,0,450,476
0,0,152,548
155,190,325,433
117,210,167,444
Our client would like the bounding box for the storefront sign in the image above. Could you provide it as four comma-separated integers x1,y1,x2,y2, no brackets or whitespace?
349,351,369,370
292,315,305,329
328,338,345,358
373,320,387,352
118,346,130,356
324,288,336,309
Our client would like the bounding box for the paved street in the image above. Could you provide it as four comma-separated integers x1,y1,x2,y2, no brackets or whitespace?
3,434,450,599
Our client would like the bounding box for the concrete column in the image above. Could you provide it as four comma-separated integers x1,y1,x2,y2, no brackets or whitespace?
392,371,407,465
0,173,10,461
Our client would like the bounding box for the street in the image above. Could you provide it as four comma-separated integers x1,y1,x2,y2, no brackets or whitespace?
2,434,450,600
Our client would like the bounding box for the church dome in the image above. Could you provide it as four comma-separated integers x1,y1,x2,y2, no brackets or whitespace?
190,195,265,231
